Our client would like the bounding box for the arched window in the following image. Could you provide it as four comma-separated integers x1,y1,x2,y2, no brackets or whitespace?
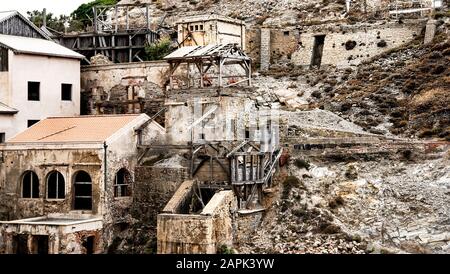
73,171,92,210
114,168,132,197
22,171,39,198
47,171,65,199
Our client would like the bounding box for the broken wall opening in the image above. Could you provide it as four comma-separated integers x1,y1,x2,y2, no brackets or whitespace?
176,184,216,214
12,234,28,254
114,168,132,197
32,235,49,254
82,236,95,254
310,35,326,68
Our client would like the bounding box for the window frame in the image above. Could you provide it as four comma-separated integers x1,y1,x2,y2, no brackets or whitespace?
46,171,66,200
61,83,73,101
0,48,8,72
21,171,39,199
73,171,93,210
114,168,132,198
27,81,40,101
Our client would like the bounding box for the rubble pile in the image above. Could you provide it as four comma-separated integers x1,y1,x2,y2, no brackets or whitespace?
239,156,450,254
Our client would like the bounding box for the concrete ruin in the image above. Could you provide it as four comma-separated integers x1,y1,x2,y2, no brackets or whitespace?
1,0,449,255
157,181,237,254
248,22,422,69
176,15,246,50
0,114,164,254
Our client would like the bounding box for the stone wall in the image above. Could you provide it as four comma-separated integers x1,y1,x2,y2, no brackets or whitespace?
247,23,423,69
0,148,104,220
0,219,103,254
105,165,188,253
80,61,169,120
260,29,271,71
157,190,237,254
292,23,422,68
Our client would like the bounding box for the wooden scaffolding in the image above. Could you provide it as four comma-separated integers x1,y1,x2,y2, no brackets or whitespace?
51,3,159,63
164,44,252,91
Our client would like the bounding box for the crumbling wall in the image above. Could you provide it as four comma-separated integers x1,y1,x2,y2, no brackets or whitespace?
165,96,258,145
80,61,169,118
292,24,421,67
104,165,188,253
81,61,169,94
157,190,237,254
1,222,103,254
248,28,301,69
0,148,103,220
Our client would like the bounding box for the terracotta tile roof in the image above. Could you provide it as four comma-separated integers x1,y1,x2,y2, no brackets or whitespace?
8,115,142,143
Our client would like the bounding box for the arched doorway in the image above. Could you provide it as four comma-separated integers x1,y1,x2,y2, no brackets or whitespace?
73,171,92,210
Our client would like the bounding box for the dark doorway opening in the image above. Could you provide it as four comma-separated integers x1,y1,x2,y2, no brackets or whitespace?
13,234,29,254
310,35,326,68
32,235,49,254
82,236,95,254
73,171,92,210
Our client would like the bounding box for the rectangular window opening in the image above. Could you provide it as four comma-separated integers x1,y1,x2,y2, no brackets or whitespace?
28,82,40,101
61,84,72,101
0,48,8,72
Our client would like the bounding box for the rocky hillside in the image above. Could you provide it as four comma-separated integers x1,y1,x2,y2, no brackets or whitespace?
118,0,360,26
317,23,450,140
255,16,450,140
238,155,450,254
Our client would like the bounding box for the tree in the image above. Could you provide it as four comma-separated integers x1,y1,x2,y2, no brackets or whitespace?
71,0,119,29
27,10,68,32
144,38,175,61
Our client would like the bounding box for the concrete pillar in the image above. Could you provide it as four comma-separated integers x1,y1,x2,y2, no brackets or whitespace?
260,28,271,71
424,19,437,45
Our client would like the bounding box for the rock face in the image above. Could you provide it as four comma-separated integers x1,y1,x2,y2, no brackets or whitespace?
238,157,450,254
102,0,450,255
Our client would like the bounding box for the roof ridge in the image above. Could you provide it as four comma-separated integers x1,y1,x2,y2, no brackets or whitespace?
46,114,142,119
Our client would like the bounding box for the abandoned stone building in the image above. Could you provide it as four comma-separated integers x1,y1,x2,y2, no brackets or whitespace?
0,11,84,141
0,114,164,254
247,21,423,70
0,0,448,255
176,14,246,50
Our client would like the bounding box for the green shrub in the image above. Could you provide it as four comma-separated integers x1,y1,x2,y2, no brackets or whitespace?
217,245,235,254
72,0,119,29
144,38,175,61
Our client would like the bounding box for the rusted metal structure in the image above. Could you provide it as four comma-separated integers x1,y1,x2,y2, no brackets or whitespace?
164,44,252,91
51,3,159,63
189,139,282,210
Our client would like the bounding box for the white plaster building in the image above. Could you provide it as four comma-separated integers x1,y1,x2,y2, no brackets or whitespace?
0,11,84,142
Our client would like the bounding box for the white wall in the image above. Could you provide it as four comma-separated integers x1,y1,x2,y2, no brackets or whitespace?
292,25,420,68
1,52,81,140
